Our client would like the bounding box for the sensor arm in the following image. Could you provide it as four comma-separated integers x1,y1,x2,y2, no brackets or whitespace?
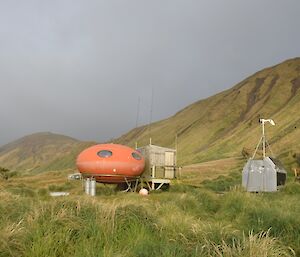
259,118,275,158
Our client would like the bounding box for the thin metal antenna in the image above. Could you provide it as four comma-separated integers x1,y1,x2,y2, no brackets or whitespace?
148,87,154,141
175,134,178,166
252,137,263,159
135,96,140,128
265,140,275,157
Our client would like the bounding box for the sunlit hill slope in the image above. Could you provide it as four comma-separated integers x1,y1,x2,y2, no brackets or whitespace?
115,58,300,166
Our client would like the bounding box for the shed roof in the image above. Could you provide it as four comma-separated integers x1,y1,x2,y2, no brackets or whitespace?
138,144,176,152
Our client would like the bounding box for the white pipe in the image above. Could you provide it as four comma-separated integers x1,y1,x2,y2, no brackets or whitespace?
90,179,96,196
85,178,90,195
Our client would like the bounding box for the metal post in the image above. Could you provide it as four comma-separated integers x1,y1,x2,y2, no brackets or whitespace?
259,118,275,159
151,165,155,178
175,134,178,167
252,136,263,159
136,96,140,128
262,121,266,159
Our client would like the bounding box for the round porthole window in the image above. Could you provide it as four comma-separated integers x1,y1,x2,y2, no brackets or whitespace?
132,152,142,160
97,150,113,158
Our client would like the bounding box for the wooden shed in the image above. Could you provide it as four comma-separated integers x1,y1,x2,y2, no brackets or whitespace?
137,144,177,190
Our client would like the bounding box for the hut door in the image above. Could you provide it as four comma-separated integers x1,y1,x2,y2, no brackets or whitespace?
165,152,174,166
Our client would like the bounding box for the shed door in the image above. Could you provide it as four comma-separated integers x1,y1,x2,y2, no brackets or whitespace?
165,152,174,166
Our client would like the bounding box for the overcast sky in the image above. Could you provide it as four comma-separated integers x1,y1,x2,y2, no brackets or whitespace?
0,0,299,145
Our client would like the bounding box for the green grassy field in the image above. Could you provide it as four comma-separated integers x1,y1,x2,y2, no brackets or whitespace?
1,160,299,257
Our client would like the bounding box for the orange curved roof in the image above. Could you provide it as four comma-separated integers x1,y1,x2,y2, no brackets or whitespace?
76,144,145,183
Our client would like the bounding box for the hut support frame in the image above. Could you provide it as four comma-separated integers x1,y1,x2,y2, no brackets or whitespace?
123,177,140,192
143,178,170,191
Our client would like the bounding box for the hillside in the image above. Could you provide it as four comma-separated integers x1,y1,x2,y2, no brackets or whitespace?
115,58,300,166
1,58,299,172
0,132,94,172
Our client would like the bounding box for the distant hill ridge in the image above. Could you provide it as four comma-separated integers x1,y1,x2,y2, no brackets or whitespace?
0,132,94,171
1,57,299,171
0,132,78,153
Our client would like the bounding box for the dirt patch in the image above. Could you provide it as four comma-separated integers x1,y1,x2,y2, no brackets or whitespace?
238,77,265,121
263,75,279,98
260,75,279,106
291,77,300,97
268,76,300,119
177,120,198,137
249,78,265,104
247,78,265,110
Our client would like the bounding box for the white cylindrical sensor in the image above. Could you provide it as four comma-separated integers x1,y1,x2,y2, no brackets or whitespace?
90,179,96,196
85,178,90,195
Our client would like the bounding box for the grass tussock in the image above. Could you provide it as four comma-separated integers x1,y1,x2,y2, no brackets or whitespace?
0,168,299,257
205,230,295,257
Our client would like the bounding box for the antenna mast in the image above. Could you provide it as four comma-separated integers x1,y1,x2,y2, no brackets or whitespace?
135,96,140,128
252,119,275,159
148,87,154,142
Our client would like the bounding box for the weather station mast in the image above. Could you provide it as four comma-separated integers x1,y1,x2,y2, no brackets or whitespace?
252,118,275,159
242,118,287,192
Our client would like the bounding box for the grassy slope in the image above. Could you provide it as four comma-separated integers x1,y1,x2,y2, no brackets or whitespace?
115,58,300,167
0,132,95,172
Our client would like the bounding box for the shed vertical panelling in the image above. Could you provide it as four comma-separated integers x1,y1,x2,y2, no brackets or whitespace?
138,145,177,179
165,152,175,166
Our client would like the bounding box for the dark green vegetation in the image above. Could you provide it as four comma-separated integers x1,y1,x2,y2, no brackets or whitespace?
0,167,9,180
293,153,300,166
0,168,298,257
0,166,17,180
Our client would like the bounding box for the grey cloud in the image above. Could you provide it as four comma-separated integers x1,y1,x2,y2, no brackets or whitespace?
0,0,299,145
